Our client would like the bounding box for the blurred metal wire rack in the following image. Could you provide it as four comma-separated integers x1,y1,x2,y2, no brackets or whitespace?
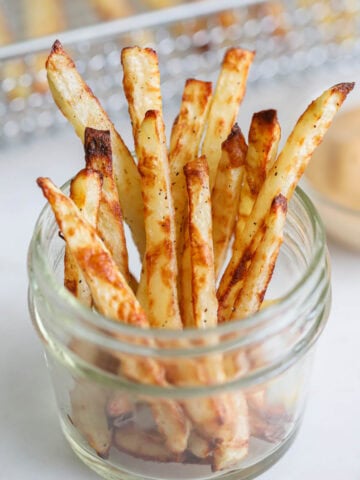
0,0,359,144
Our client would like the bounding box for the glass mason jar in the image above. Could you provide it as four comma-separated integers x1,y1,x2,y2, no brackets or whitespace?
28,184,330,480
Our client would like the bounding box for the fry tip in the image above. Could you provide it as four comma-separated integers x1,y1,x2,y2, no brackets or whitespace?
332,82,355,96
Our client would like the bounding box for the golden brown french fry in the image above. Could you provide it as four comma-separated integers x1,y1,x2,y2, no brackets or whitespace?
218,82,354,322
121,46,162,148
212,392,249,471
121,46,163,305
37,177,146,327
106,392,133,419
247,109,281,194
70,380,112,459
64,168,102,306
37,176,190,454
84,127,135,290
235,109,280,240
46,41,145,257
175,83,212,327
202,48,255,189
184,157,217,328
114,423,180,462
212,124,247,277
232,194,287,320
23,0,66,93
178,226,193,327
180,388,249,472
90,0,133,19
137,110,182,329
169,79,212,255
186,430,213,461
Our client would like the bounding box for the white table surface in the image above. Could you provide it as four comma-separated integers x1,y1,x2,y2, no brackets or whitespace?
1,105,360,480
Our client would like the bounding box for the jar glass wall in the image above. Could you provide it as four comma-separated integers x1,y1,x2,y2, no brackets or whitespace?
28,186,331,480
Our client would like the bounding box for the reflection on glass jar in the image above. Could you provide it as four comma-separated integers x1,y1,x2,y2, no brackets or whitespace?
28,186,330,480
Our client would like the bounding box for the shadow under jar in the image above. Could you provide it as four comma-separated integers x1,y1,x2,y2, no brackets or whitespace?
28,185,330,480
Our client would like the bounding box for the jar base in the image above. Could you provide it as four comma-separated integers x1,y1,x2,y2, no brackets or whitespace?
61,417,301,480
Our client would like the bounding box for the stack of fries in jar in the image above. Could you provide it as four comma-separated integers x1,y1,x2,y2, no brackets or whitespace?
37,39,353,470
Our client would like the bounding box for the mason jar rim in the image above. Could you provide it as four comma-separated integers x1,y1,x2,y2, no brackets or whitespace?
28,182,326,342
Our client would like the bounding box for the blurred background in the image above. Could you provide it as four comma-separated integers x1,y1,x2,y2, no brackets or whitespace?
1,0,359,144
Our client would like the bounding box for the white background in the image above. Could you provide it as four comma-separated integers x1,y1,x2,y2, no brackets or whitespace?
1,78,360,479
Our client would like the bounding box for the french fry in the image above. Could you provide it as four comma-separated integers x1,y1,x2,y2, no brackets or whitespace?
64,168,102,305
169,79,212,256
37,176,190,454
121,46,163,304
212,124,247,277
38,177,146,327
202,48,255,189
186,430,213,461
178,227,194,327
218,82,354,322
232,194,287,320
184,156,217,328
212,392,249,472
70,380,112,459
46,41,145,257
179,387,249,472
106,392,133,420
235,109,280,241
166,155,249,469
121,46,162,148
114,422,180,462
84,127,135,290
137,110,182,329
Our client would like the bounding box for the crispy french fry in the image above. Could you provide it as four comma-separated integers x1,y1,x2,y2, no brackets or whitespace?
212,124,247,277
37,176,190,454
186,430,213,461
184,157,217,328
232,194,287,320
247,109,281,195
121,46,162,148
70,380,112,459
46,41,145,256
178,227,194,327
180,387,249,472
235,109,280,241
218,82,354,322
38,177,146,326
202,48,255,189
169,79,212,254
64,168,102,306
137,110,182,329
84,127,135,290
106,392,133,420
114,422,180,462
90,0,133,19
121,46,163,306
